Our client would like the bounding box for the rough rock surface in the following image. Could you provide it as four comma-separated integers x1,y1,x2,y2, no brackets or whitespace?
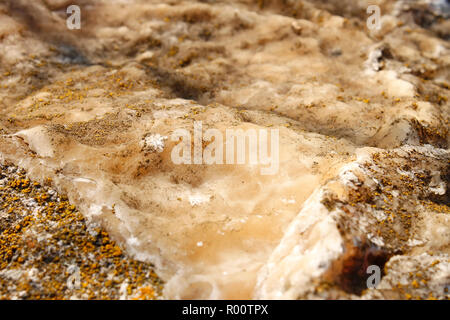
0,0,448,299
0,162,162,300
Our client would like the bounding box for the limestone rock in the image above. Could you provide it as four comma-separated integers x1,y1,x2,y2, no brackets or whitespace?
0,0,448,299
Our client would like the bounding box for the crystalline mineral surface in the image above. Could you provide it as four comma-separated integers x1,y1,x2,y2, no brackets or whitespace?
0,0,448,299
